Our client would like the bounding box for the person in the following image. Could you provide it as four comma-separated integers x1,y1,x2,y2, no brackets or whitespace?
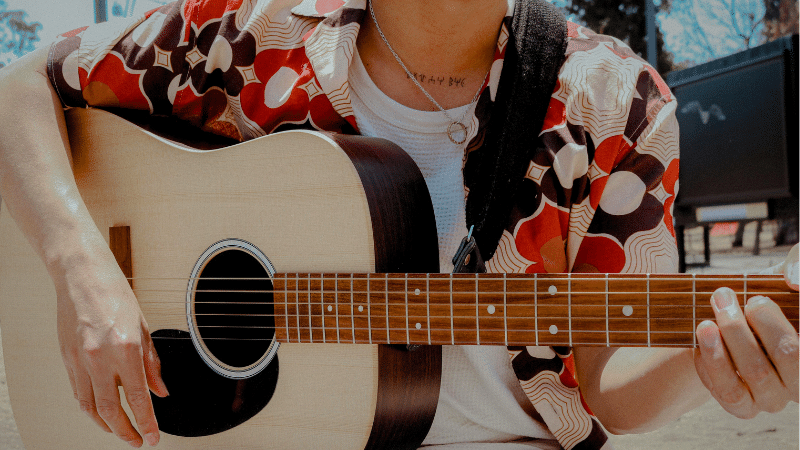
0,0,797,448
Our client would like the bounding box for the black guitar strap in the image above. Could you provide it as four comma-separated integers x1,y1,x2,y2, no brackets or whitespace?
458,0,569,268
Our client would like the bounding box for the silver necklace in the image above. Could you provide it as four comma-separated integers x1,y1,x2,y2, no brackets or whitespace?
368,1,487,145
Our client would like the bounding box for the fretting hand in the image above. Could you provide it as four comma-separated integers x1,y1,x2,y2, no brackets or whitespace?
694,244,799,418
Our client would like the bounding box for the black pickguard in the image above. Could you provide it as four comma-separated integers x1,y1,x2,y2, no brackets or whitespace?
150,329,279,437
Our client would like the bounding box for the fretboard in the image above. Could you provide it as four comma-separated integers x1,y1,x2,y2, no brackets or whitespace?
271,273,798,348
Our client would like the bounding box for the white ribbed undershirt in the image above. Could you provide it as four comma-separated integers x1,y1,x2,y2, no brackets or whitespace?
348,49,557,449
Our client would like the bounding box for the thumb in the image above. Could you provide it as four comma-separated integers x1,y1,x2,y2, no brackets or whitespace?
143,332,169,398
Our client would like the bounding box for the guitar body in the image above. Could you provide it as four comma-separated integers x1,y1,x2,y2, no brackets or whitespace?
0,109,441,449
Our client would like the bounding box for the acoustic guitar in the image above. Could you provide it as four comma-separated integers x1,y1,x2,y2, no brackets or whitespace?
0,108,796,450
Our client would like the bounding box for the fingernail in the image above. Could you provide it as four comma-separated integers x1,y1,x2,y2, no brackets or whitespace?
746,295,770,307
712,288,738,317
696,320,720,350
145,432,159,446
160,379,170,397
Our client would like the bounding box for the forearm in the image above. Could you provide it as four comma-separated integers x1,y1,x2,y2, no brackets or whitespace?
0,48,110,283
574,346,710,434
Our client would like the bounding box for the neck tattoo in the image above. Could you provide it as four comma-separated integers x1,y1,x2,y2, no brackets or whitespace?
368,1,488,145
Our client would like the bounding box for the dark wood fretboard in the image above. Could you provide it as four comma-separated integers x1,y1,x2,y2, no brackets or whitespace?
272,273,798,348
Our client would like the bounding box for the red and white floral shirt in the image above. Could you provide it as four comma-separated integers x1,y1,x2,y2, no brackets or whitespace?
47,1,679,448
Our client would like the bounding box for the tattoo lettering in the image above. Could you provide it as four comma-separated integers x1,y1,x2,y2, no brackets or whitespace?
449,77,466,88
406,72,467,88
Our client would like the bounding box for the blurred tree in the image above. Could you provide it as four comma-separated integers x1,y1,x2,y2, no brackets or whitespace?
762,0,799,41
658,0,793,67
562,0,675,74
0,0,41,69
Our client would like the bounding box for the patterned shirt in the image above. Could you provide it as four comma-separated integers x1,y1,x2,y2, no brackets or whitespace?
47,1,679,448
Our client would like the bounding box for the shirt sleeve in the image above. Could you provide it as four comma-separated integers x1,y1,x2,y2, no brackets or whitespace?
47,2,190,115
485,23,680,276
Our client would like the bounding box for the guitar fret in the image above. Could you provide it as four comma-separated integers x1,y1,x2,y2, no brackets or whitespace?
692,273,696,348
449,276,455,345
350,274,355,344
605,274,610,347
647,273,651,348
426,276,431,345
320,274,326,344
475,274,480,346
568,273,572,347
534,274,539,346
405,274,410,346
744,273,748,304
307,274,313,343
295,274,302,343
367,274,373,345
284,275,290,343
335,276,340,344
503,274,508,346
385,273,390,344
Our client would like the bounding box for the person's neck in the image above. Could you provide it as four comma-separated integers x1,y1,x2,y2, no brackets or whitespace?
357,0,508,111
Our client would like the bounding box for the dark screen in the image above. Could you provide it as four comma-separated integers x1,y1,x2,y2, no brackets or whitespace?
672,57,791,206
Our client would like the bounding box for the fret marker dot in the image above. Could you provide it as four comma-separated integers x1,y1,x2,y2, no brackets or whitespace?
487,305,496,315
548,285,557,295
415,323,422,330
622,305,633,317
415,288,421,296
549,325,558,335
327,305,332,312
358,305,364,312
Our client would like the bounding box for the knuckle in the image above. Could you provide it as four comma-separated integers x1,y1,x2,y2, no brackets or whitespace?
95,399,120,420
78,399,97,414
716,385,748,405
718,319,746,335
115,334,143,357
83,341,103,358
126,390,151,409
738,361,772,385
773,335,799,363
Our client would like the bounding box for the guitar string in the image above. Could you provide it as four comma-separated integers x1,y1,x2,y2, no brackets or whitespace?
120,274,786,281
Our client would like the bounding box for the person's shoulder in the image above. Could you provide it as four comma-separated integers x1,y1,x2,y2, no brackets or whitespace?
551,22,674,134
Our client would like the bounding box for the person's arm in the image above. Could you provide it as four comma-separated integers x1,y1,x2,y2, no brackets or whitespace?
0,47,167,448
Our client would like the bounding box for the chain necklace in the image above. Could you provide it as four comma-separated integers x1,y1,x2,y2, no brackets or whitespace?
368,1,488,145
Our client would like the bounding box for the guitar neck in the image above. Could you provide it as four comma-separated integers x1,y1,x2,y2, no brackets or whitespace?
272,272,799,348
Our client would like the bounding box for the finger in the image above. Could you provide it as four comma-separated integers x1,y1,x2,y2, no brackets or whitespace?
142,331,169,398
73,368,113,433
91,371,143,447
711,288,786,413
119,365,160,448
695,320,758,418
745,296,800,400
65,363,78,400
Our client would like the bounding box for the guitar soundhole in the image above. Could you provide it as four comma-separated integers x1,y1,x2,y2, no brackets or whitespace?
195,249,273,368
188,239,279,379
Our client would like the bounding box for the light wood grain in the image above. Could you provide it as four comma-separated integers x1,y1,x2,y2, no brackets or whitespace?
0,108,387,449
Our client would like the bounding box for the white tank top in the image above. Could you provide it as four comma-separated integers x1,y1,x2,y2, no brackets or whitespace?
348,48,558,449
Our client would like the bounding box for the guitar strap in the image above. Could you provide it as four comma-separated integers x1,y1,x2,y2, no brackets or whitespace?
464,0,567,262
456,1,613,448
